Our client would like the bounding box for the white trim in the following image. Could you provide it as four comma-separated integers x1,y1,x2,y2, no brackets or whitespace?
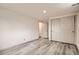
48,19,52,40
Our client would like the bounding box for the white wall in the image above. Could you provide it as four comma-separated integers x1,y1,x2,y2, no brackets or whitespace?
0,7,39,50
76,11,79,49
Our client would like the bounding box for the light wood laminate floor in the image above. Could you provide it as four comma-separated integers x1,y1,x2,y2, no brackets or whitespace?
0,38,79,55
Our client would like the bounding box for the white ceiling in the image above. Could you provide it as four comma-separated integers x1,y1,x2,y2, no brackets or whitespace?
0,3,79,20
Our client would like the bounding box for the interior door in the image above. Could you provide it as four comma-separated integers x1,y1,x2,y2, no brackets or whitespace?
51,16,75,44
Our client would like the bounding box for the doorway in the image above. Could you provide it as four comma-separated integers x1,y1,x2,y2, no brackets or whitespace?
38,21,48,39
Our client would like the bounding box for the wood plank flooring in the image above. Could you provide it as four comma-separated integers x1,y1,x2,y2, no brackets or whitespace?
0,38,79,55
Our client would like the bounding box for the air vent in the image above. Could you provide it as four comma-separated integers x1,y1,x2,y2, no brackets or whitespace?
72,3,79,6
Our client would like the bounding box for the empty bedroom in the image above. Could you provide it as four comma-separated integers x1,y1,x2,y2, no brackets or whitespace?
0,3,79,55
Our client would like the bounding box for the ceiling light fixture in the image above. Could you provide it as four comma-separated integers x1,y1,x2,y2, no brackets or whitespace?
43,10,47,14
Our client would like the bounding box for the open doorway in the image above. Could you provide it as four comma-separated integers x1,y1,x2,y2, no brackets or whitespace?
38,21,48,39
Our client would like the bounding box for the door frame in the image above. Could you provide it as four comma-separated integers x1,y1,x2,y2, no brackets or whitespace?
48,14,76,43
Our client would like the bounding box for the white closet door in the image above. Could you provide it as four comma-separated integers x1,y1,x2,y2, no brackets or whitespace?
51,16,75,44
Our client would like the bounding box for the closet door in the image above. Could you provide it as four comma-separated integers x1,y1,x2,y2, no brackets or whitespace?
51,16,75,44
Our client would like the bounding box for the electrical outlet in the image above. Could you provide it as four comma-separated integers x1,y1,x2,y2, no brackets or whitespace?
24,38,26,41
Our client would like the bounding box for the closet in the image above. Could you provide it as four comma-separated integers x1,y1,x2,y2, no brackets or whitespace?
49,15,76,44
